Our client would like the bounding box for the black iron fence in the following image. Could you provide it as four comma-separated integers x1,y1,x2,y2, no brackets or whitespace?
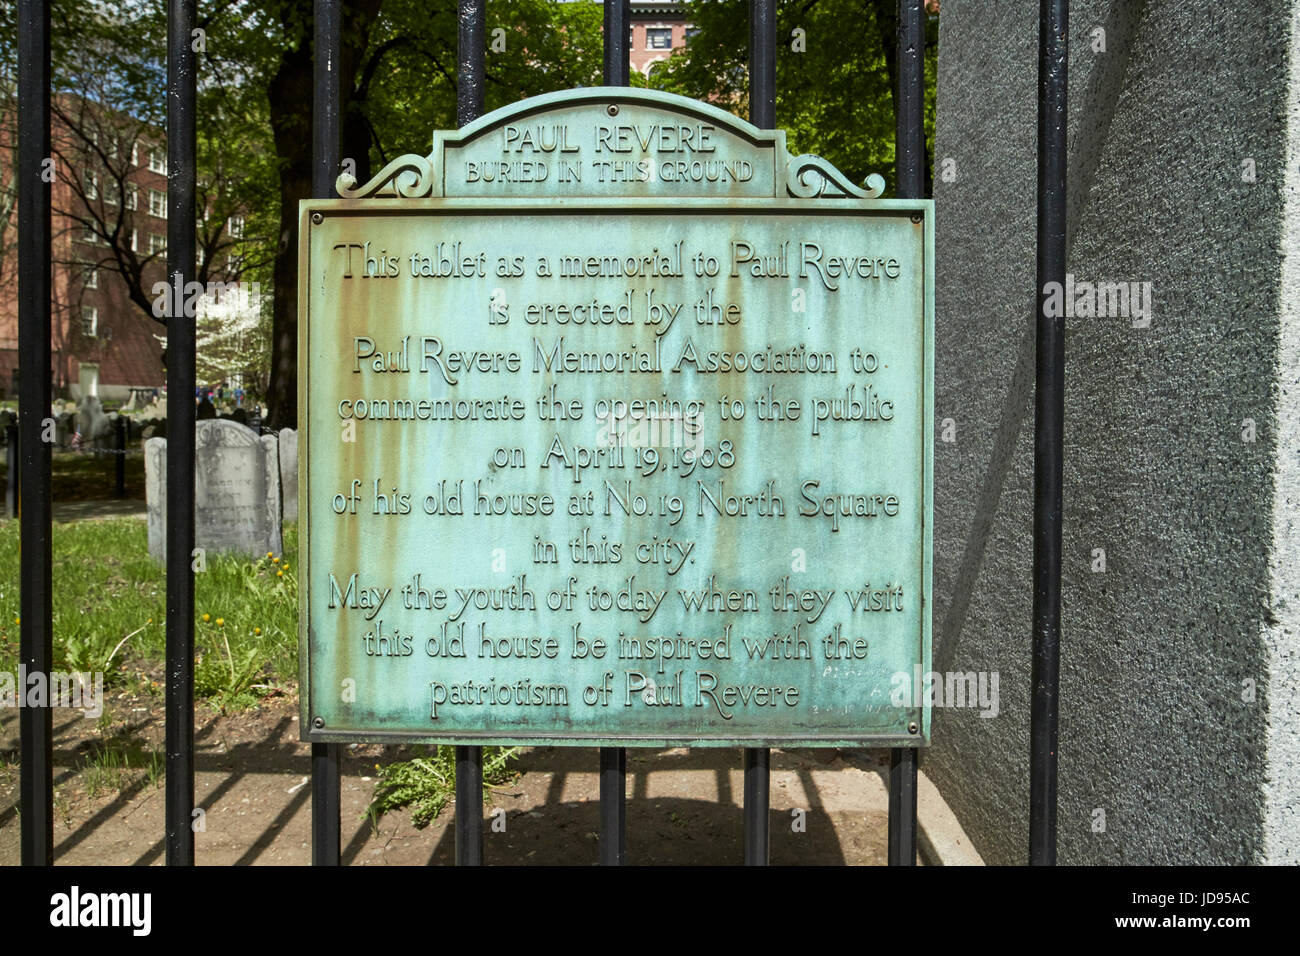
12,0,1066,866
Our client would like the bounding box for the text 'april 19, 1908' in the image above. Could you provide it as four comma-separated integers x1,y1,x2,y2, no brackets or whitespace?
301,95,931,747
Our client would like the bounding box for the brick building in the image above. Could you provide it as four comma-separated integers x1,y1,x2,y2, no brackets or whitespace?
0,99,171,404
629,2,691,79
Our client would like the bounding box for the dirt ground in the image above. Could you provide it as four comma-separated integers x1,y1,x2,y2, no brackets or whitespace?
0,686,897,866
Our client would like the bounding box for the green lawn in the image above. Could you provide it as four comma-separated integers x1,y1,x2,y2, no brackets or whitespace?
0,517,298,710
0,516,520,826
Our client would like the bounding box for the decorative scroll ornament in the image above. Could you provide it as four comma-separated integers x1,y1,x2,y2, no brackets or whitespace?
786,154,886,200
335,154,435,199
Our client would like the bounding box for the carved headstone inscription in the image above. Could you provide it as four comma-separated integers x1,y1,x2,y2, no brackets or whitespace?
146,420,283,561
300,89,932,746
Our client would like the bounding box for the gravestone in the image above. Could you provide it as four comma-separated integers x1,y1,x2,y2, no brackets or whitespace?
77,396,114,449
278,427,298,523
145,419,283,561
55,411,75,447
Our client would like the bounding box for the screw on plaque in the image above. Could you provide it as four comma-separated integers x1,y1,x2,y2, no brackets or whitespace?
908,721,919,734
313,716,325,729
607,104,619,116
911,212,923,223
311,212,324,224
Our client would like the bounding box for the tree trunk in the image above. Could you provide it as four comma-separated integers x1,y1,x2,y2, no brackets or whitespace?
265,17,313,430
264,0,384,429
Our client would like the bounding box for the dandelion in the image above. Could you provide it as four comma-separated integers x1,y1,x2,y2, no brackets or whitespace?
277,571,284,578
272,557,280,565
254,626,261,635
216,618,225,627
266,551,273,559
282,565,290,573
202,613,210,622
12,616,18,625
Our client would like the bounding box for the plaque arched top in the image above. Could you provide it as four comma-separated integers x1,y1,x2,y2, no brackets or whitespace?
336,87,885,201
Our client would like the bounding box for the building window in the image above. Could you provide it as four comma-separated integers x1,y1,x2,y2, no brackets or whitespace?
83,169,98,200
685,26,700,42
125,183,138,210
81,223,99,244
228,214,245,239
148,188,167,218
84,265,98,289
150,233,167,255
149,147,166,174
228,253,245,272
647,28,672,50
130,228,138,252
131,142,139,166
81,306,98,337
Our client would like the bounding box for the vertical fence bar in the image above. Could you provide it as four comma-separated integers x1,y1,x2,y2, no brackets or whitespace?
887,749,917,864
598,746,626,865
114,417,126,497
310,0,343,867
6,422,19,518
598,0,630,867
17,0,53,867
744,0,776,866
454,746,483,865
603,0,630,86
743,747,769,865
1031,0,1067,867
887,0,925,867
454,0,486,867
749,0,776,129
457,0,485,128
165,0,198,866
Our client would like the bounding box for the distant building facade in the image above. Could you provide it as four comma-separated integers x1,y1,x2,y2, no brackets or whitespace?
0,100,171,404
629,2,691,79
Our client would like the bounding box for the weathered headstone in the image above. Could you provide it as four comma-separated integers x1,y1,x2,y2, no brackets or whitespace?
145,419,283,561
277,427,297,523
77,396,114,449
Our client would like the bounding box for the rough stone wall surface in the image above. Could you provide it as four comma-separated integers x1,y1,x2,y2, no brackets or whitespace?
928,0,1291,864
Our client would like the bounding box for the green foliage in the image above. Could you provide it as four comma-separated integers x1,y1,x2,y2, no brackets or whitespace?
0,518,300,710
367,745,519,830
80,734,164,798
350,0,605,172
655,0,938,196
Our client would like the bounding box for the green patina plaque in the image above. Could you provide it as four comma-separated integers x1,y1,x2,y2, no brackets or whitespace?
298,89,932,747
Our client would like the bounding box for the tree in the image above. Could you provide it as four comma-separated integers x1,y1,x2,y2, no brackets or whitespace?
246,0,606,429
0,2,276,394
654,0,938,197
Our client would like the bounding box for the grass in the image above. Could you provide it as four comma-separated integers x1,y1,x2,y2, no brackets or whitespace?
0,514,515,829
80,735,165,799
0,517,299,709
366,745,520,830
